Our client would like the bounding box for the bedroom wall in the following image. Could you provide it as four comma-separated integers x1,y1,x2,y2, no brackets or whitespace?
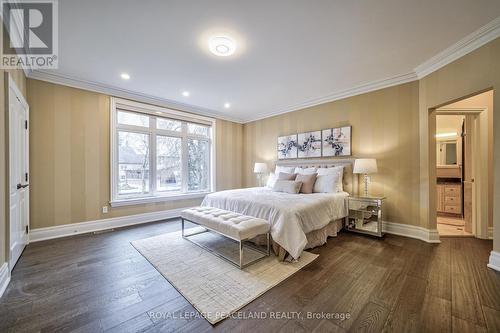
0,69,26,266
27,79,243,229
418,36,500,251
243,82,421,227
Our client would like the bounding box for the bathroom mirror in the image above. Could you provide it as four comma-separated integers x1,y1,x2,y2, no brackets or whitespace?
437,141,458,165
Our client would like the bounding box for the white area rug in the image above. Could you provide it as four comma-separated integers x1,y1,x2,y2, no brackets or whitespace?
131,228,318,324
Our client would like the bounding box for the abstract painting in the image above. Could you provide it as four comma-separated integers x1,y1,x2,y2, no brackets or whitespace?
277,134,298,159
322,126,351,157
297,131,322,158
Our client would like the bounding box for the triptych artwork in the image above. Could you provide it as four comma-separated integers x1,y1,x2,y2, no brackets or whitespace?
277,126,351,159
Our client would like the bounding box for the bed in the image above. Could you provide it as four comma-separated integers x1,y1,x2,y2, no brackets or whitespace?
202,159,358,260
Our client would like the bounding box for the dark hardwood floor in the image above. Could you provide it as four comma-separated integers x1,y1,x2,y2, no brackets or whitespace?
1,219,499,332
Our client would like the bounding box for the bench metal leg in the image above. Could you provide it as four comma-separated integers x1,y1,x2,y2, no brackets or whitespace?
181,217,270,269
239,241,243,268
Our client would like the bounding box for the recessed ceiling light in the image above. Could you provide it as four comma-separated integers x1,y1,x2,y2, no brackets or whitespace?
224,102,231,109
182,91,190,97
120,73,130,80
209,36,236,57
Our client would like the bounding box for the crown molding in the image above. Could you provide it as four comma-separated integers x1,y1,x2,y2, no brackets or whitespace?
27,70,245,124
243,71,418,123
415,16,500,79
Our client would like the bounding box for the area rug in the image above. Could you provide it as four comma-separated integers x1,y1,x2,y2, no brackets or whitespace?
131,228,318,324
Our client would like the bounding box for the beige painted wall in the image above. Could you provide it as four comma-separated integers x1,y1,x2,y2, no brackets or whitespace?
435,115,464,134
0,69,26,265
27,79,243,229
418,37,499,251
243,82,421,227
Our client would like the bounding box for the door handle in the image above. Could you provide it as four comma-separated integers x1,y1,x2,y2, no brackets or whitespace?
17,183,29,189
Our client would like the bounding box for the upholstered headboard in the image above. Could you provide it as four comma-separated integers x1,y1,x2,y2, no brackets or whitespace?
275,158,358,195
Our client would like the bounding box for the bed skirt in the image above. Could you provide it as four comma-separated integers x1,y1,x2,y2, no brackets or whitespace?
251,218,344,261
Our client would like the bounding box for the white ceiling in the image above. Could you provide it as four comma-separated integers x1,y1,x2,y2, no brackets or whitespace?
39,0,500,122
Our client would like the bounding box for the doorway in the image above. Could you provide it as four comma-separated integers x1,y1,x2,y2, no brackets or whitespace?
435,114,470,236
433,90,493,239
7,74,30,271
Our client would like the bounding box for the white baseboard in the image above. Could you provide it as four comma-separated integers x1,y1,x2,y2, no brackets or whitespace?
0,262,10,299
29,207,188,242
487,251,500,272
488,227,493,240
383,221,441,243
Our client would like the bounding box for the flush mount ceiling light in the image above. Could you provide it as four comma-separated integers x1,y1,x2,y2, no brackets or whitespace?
120,73,130,80
224,102,231,109
209,36,236,57
182,91,190,97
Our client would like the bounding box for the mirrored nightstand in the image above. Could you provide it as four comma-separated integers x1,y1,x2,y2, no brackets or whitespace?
345,196,385,237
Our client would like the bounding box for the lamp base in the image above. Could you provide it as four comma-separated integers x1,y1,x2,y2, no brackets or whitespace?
363,174,369,197
256,174,263,187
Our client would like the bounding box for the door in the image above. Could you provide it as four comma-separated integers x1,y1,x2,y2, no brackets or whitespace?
8,75,29,271
463,115,473,234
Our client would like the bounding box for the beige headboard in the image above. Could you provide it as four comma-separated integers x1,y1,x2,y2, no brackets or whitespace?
275,158,358,195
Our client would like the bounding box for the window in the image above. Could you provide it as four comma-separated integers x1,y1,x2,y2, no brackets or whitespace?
110,98,215,206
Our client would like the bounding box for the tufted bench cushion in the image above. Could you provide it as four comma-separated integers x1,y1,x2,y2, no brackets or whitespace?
181,206,270,241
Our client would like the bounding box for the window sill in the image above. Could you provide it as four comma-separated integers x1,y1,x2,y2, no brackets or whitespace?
110,192,211,207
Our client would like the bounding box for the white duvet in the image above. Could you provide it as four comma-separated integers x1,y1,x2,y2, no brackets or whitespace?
201,187,348,259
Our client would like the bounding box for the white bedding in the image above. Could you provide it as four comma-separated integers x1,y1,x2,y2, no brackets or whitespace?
201,187,348,259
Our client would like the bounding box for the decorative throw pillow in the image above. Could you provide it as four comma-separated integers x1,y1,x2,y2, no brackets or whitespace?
266,172,278,188
272,180,303,194
278,172,297,180
274,166,295,175
295,173,317,194
314,166,344,193
294,167,317,174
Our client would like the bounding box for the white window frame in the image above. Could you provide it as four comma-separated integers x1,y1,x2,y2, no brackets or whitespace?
110,97,216,207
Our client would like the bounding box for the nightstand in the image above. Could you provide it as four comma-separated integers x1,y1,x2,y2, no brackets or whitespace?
345,196,385,237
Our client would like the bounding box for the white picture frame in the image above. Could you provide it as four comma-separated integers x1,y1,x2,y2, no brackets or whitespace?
277,134,298,159
297,131,322,158
321,126,352,157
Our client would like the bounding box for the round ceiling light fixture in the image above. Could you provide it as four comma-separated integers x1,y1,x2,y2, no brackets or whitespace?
208,36,236,57
120,73,130,80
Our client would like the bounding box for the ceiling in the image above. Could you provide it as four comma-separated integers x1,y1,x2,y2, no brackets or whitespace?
35,0,500,122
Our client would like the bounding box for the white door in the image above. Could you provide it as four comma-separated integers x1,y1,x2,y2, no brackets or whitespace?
8,75,29,271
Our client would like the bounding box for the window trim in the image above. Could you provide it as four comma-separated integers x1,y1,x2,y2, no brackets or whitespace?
109,97,216,207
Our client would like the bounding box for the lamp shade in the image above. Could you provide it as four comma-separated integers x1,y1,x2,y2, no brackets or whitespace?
353,159,377,174
254,162,268,174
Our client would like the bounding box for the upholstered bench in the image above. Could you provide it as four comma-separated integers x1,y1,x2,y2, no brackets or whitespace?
180,206,270,268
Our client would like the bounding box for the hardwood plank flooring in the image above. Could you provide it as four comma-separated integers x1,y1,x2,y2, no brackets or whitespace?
0,219,499,332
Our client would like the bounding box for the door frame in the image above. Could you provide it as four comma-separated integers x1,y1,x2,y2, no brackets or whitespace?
5,72,30,272
434,107,489,238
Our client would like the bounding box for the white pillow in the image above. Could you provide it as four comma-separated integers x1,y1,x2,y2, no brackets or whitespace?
314,166,344,193
266,172,277,188
294,167,317,174
272,180,303,194
274,166,295,175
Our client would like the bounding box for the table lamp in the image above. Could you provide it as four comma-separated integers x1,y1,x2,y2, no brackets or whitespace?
353,159,377,197
254,162,268,187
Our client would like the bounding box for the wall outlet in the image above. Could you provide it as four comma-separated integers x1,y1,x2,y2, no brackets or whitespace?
102,206,108,214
